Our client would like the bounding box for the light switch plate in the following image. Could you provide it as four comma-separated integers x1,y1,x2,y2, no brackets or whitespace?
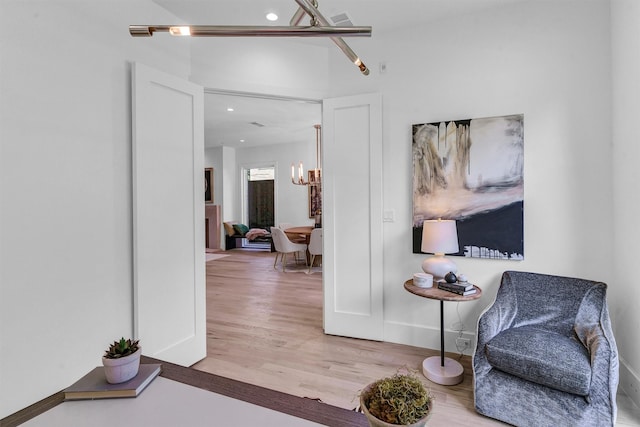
383,210,395,222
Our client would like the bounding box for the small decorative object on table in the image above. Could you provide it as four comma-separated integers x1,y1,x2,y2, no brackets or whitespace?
359,372,433,427
102,337,141,384
444,271,457,283
413,272,433,288
437,278,477,296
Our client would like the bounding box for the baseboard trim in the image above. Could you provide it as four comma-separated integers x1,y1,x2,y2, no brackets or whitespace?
620,357,640,409
384,320,476,356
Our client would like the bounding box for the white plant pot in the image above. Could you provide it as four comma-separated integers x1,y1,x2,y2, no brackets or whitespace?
102,349,141,384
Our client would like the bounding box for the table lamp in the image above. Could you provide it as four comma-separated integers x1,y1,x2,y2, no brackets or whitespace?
421,219,459,279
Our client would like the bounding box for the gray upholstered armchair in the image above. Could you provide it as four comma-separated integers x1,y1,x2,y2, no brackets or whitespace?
473,271,618,427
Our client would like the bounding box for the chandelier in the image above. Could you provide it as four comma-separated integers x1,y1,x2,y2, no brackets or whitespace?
292,124,321,186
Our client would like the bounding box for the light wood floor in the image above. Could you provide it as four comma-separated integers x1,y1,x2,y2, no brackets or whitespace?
193,250,640,427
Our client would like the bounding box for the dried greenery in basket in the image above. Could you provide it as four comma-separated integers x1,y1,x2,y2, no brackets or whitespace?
104,337,140,359
360,372,432,425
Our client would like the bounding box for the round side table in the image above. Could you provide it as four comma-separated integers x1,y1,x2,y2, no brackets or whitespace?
404,279,482,386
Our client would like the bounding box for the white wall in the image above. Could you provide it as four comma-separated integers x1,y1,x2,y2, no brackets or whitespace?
612,0,640,406
236,141,317,228
328,0,616,355
0,0,191,417
189,38,329,100
204,147,225,247
204,141,316,239
221,146,239,226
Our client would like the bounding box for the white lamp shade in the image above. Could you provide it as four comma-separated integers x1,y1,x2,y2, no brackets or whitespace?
421,219,459,254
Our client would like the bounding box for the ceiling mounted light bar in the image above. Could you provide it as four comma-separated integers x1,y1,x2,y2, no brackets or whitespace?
129,0,371,75
129,25,371,38
291,0,369,75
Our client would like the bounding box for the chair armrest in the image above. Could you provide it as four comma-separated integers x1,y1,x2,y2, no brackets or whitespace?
573,285,618,407
477,272,519,348
473,272,519,378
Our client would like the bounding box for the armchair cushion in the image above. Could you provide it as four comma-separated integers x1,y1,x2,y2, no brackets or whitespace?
485,326,591,396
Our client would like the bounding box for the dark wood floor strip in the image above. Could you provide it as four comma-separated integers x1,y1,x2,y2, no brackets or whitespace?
0,357,366,427
146,356,367,426
0,392,64,427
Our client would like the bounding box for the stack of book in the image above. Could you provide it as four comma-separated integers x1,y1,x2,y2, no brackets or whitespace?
437,280,477,296
63,363,162,400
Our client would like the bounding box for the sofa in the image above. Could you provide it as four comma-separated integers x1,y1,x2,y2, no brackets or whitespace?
223,221,274,251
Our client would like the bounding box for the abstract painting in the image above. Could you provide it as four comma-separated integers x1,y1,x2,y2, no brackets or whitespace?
412,114,524,260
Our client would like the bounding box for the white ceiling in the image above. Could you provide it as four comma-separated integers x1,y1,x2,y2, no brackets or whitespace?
204,92,321,149
154,0,521,34
152,0,523,149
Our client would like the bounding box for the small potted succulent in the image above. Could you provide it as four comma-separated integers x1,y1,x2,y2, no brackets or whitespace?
102,337,141,384
359,372,433,427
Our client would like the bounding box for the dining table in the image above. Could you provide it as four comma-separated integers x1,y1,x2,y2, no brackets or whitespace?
283,225,314,244
284,226,319,266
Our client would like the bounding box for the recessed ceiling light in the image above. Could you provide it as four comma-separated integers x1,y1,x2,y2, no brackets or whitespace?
240,139,245,143
226,107,234,112
266,12,278,22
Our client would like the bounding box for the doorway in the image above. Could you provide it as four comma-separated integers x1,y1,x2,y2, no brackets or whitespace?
241,165,276,251
205,89,322,243
246,166,275,229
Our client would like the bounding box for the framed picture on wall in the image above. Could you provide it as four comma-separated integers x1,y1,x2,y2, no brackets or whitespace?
412,114,524,260
308,170,322,218
204,168,213,204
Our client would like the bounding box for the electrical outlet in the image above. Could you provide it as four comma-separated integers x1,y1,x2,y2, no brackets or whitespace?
456,337,470,349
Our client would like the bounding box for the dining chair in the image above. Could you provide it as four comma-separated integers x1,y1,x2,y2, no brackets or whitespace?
307,228,322,274
270,227,307,272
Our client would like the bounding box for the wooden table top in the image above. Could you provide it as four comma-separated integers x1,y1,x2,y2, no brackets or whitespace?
284,226,314,235
404,279,482,302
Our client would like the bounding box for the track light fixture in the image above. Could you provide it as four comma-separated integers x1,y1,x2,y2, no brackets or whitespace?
129,0,371,75
289,0,369,75
129,25,370,38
